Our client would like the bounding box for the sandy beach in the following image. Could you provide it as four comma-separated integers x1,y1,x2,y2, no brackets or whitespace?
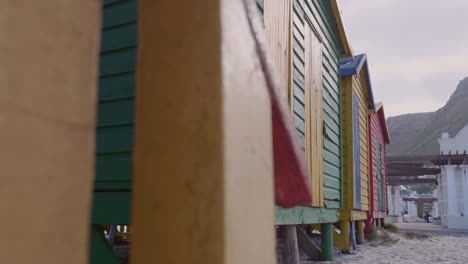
333,232,468,264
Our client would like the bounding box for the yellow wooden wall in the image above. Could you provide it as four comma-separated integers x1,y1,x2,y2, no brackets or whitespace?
341,72,370,211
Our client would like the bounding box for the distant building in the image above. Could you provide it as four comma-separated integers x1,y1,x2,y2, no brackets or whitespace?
436,125,468,229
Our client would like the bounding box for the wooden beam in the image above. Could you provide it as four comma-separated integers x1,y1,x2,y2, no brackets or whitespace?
402,198,437,203
388,168,440,176
0,1,100,263
321,223,334,261
388,179,437,185
131,0,275,263
279,226,300,264
276,206,339,225
296,226,321,260
388,154,468,166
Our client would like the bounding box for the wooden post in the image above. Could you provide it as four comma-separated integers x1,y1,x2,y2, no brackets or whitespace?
321,223,334,261
130,0,276,263
364,218,373,237
0,1,100,263
340,220,351,253
280,225,300,264
356,220,365,244
350,222,357,250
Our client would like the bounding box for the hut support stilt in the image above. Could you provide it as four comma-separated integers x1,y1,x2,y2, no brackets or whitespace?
356,220,365,244
321,223,334,261
280,225,300,264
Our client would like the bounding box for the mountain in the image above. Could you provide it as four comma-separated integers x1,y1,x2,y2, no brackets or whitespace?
387,77,468,156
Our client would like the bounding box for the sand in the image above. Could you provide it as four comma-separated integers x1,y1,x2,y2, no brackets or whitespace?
333,232,468,264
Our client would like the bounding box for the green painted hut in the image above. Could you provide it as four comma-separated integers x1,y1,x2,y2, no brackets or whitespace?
261,0,353,259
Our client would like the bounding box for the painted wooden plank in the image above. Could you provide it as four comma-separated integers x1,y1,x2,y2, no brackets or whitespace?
99,49,136,76
324,137,340,156
324,160,340,177
276,206,339,224
97,99,135,127
293,66,305,88
324,173,340,188
302,1,337,52
96,125,134,153
98,73,135,102
309,0,340,50
294,114,306,134
264,0,291,97
92,192,132,224
353,95,362,209
293,84,305,104
0,1,100,262
95,153,132,182
325,200,340,209
324,149,340,165
102,0,137,29
131,0,278,262
324,188,340,200
101,23,137,52
293,52,305,72
293,97,305,117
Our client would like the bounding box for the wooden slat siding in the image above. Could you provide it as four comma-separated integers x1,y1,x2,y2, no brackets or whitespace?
305,0,342,209
353,75,370,211
292,0,307,168
369,111,385,213
341,76,353,209
353,95,362,209
96,0,137,186
265,0,292,99
304,17,324,207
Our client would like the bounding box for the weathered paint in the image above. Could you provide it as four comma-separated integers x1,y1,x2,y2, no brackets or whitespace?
368,103,391,219
0,1,100,263
292,0,344,209
353,95,362,209
275,206,339,225
259,0,351,223
340,54,373,213
337,54,374,252
95,0,137,191
91,0,136,229
130,0,277,262
91,1,137,262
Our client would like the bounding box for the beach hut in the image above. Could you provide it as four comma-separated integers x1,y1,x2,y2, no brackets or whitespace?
90,0,137,262
367,103,391,231
338,53,376,252
92,0,284,262
260,0,353,260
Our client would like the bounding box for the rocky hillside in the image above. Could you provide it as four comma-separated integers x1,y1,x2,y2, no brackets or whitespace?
387,77,468,156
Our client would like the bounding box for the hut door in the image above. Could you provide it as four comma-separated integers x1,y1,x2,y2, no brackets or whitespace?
353,95,361,209
264,0,291,99
305,24,324,207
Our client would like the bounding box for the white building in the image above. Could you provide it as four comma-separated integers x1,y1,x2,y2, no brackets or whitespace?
436,125,468,229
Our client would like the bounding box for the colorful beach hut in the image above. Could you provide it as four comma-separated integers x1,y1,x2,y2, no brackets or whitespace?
260,0,353,260
338,53,375,252
367,103,391,230
91,0,137,262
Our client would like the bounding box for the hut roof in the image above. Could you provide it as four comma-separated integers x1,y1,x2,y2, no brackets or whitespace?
340,53,376,111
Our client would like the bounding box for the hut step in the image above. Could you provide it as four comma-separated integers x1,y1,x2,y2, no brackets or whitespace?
296,226,321,260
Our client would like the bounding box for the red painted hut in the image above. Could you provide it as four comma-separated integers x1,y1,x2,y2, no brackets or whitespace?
367,103,391,231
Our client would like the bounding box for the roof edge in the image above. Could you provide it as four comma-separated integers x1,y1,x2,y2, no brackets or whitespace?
376,102,391,144
331,0,353,58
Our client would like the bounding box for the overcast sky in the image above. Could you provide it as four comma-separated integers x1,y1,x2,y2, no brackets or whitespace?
339,0,468,117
